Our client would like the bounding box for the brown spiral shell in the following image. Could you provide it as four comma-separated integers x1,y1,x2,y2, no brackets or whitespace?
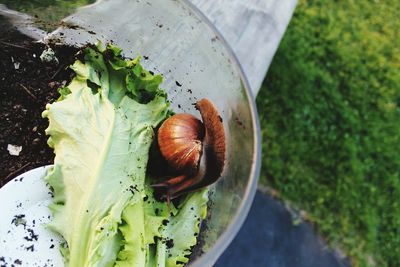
157,113,205,175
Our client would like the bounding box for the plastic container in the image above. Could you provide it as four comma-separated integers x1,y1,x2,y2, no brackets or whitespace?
0,0,261,265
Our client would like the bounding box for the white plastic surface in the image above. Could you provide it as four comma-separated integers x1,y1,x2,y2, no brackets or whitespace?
0,166,64,266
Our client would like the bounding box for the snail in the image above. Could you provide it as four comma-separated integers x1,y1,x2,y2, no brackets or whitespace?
152,98,226,201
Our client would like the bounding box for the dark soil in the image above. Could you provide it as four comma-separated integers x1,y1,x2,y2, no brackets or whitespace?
0,16,78,187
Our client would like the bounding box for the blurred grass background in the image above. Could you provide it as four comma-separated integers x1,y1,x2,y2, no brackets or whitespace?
258,1,400,266
1,0,399,266
0,0,95,30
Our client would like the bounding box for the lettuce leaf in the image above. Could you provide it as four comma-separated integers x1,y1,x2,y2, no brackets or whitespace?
43,44,207,267
162,189,208,267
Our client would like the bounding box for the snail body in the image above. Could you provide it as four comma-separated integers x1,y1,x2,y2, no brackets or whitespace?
153,98,226,200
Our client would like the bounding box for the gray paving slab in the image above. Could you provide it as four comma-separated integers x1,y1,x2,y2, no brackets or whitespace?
215,191,350,267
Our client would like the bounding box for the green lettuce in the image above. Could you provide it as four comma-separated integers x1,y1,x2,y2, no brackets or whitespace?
43,43,207,267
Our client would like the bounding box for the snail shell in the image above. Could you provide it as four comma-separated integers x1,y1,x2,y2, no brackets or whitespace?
157,113,205,175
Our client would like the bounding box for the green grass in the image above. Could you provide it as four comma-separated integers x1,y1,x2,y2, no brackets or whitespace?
0,0,95,30
257,1,400,266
